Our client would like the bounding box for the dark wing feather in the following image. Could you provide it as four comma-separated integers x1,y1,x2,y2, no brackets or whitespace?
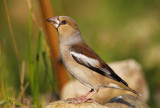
69,42,128,86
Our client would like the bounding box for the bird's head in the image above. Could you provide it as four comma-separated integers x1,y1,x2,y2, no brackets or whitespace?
46,16,80,39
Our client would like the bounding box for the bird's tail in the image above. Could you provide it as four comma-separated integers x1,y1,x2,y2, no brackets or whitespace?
126,87,141,97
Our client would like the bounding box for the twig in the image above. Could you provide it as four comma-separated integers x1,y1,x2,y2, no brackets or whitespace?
39,0,69,91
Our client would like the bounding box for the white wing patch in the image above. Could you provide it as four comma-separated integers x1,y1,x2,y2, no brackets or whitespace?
117,96,122,99
108,83,122,89
70,51,100,68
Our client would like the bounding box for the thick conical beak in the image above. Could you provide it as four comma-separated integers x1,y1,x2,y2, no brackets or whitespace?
46,16,59,28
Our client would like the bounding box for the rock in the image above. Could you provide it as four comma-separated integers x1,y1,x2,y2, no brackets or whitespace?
45,94,149,108
61,59,149,104
45,100,107,108
105,94,149,108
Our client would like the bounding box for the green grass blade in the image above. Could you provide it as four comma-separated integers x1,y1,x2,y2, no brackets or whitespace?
0,42,6,100
27,1,36,105
41,43,56,92
33,29,42,106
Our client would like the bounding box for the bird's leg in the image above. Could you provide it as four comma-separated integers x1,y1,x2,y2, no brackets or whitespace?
67,89,93,101
68,89,98,104
80,89,97,103
76,89,95,100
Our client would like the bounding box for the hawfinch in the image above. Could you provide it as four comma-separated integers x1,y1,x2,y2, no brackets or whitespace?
46,16,141,104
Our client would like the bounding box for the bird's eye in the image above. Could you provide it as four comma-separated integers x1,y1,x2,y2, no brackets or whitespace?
61,20,67,25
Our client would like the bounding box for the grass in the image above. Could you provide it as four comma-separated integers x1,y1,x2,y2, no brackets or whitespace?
27,0,37,104
0,42,6,100
3,0,21,73
0,42,24,107
1,0,56,107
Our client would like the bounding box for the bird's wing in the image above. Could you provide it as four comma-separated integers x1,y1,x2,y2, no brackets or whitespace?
69,42,128,86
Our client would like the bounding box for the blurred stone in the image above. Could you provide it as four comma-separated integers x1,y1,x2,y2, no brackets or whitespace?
45,94,149,108
45,100,107,108
105,94,149,108
61,59,149,104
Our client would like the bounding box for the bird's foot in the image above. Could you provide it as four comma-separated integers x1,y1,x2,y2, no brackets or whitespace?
67,97,76,101
75,96,86,100
67,96,86,101
68,98,95,104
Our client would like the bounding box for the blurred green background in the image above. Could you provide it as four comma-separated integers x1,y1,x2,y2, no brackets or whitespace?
0,0,160,107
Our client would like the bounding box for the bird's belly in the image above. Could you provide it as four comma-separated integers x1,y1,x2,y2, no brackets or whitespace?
63,56,93,88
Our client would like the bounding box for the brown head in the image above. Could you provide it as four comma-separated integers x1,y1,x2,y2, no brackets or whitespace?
46,16,80,39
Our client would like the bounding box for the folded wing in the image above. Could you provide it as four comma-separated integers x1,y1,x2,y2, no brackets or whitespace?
69,42,128,86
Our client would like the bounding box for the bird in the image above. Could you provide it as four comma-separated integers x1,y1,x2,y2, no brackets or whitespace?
46,16,141,104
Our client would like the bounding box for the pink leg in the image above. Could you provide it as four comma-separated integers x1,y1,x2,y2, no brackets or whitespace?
67,89,93,101
68,89,98,104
